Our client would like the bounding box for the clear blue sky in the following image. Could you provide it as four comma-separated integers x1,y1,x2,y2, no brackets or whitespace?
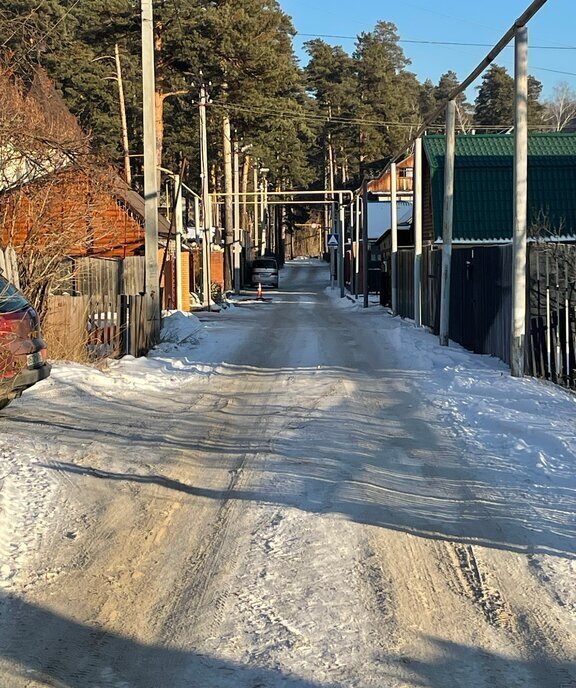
280,0,576,100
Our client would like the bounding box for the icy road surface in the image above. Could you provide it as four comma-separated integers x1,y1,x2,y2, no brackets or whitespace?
0,260,575,687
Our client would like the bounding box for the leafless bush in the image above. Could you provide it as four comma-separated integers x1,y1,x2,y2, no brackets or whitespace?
0,64,119,319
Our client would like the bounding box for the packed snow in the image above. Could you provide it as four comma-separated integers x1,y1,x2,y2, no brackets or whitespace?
0,262,574,687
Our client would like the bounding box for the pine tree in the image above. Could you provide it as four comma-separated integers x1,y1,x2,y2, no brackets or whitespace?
353,21,420,167
475,64,545,129
304,39,357,186
419,79,437,122
200,0,315,187
433,71,472,130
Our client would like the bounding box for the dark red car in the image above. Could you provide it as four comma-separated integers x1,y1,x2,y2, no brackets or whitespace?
0,276,51,409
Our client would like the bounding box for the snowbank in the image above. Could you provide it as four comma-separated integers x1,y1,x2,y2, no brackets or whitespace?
160,310,202,344
323,286,381,310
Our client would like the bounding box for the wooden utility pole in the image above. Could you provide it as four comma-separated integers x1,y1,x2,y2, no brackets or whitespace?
439,100,456,346
199,82,212,309
390,162,398,316
114,44,131,186
511,25,529,376
414,137,423,327
222,115,233,292
141,0,160,335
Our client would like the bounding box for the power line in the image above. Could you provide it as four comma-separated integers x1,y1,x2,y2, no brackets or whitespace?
532,66,576,78
296,32,576,51
209,100,555,132
10,0,83,69
1,1,48,49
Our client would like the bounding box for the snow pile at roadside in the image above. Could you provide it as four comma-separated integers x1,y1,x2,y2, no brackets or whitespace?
161,310,202,344
324,286,381,310
382,317,576,483
378,315,576,613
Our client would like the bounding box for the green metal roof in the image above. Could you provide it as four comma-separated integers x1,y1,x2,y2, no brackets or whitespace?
423,133,576,242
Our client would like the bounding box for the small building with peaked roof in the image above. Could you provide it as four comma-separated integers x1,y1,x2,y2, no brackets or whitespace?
422,132,576,244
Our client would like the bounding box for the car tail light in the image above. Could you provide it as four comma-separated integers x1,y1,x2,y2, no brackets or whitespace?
0,310,28,335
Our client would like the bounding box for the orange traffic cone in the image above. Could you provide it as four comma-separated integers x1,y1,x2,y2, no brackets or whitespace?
257,282,262,300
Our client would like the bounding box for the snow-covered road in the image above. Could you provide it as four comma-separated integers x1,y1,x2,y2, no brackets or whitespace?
0,260,574,687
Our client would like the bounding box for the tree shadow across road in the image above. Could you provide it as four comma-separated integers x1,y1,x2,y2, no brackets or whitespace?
0,593,332,688
2,595,575,688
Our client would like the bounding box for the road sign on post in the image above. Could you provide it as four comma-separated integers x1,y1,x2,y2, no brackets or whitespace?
327,233,339,248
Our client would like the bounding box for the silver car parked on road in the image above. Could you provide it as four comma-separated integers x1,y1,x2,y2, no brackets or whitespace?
251,257,279,288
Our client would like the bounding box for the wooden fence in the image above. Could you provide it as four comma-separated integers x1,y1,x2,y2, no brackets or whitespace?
44,292,159,361
55,256,145,298
528,243,576,389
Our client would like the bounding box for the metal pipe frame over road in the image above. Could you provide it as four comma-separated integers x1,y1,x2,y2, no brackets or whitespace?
214,189,355,297
213,189,354,203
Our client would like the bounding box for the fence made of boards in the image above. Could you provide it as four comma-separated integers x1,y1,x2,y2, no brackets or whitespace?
44,293,159,362
391,243,576,391
54,256,146,299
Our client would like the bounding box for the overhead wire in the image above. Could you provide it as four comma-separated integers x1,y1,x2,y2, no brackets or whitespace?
296,32,576,51
10,0,83,69
1,1,49,49
208,99,555,132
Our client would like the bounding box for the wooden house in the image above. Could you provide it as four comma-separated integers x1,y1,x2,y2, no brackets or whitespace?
368,154,414,195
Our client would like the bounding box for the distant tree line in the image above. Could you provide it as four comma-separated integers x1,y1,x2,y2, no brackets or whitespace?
0,1,572,193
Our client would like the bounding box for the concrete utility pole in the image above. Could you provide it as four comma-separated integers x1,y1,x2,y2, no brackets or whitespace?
330,201,337,288
174,173,184,311
439,100,457,346
414,137,423,327
390,162,398,316
253,165,259,255
362,178,369,309
260,169,269,254
222,115,234,292
349,201,356,295
355,194,361,298
511,25,529,377
194,196,200,241
141,0,160,334
199,81,212,309
338,192,345,298
233,140,241,294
